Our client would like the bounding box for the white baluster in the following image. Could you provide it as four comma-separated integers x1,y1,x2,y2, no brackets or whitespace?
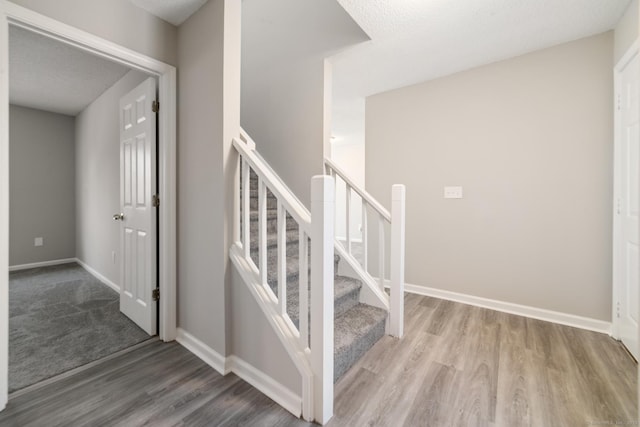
242,159,250,259
277,202,287,315
390,185,406,338
362,201,368,270
346,184,351,255
299,229,309,349
378,216,385,293
331,169,337,245
234,154,240,244
310,175,334,424
258,178,267,287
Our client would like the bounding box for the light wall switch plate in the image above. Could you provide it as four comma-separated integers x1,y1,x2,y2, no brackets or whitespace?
444,186,463,199
34,237,43,247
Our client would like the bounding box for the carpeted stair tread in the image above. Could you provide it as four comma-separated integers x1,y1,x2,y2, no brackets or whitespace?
334,303,387,382
285,274,363,328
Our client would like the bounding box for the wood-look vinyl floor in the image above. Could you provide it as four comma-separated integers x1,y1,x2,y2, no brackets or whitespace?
0,294,635,426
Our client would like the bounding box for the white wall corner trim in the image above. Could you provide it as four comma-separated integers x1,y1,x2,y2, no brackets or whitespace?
176,328,229,376
75,258,120,293
226,355,302,418
8,258,76,272
393,282,612,335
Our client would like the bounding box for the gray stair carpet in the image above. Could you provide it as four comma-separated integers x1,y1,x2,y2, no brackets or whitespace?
8,263,150,392
244,169,387,382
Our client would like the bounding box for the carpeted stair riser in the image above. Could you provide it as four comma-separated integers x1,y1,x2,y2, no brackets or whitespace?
244,171,387,383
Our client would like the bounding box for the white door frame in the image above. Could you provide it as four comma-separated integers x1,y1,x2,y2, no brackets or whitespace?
613,39,640,341
0,1,177,410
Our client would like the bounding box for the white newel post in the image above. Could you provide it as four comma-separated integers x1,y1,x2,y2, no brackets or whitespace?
390,184,406,338
310,175,334,424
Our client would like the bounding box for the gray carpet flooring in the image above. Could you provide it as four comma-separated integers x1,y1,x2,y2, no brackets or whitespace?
9,262,150,392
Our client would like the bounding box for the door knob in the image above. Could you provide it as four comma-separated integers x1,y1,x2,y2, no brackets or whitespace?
113,213,124,221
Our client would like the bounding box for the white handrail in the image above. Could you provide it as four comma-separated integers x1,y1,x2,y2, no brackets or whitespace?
324,157,391,223
233,137,312,234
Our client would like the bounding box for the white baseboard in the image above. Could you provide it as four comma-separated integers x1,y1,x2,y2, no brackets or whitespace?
176,328,302,418
75,258,120,293
9,258,76,272
387,281,612,335
227,355,301,418
176,328,229,375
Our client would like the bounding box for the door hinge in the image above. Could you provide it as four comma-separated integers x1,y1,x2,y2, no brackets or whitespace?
152,288,160,301
152,194,160,207
617,93,621,111
152,100,159,113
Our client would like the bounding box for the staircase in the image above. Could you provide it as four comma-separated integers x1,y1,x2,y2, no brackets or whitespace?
246,171,387,381
231,130,405,424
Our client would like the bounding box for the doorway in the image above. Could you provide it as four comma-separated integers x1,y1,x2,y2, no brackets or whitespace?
0,3,177,410
8,25,160,392
613,39,640,361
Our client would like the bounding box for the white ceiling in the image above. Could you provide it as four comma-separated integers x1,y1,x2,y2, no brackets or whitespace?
130,0,209,26
10,26,131,116
331,0,632,145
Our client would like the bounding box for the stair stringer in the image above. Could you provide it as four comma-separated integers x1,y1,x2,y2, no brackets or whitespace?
230,244,314,421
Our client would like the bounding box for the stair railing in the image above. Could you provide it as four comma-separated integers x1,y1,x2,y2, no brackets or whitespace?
324,157,405,337
231,129,334,424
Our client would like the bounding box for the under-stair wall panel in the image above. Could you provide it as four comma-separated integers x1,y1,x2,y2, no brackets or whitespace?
230,265,302,396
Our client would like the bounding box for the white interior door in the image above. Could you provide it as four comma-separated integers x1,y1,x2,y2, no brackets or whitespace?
614,46,639,361
118,77,157,335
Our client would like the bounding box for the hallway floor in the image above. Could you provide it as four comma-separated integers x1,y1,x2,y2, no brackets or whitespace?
0,293,635,426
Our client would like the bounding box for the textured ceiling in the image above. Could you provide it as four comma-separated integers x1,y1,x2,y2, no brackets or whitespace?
10,26,131,116
331,0,632,145
333,0,631,99
130,0,208,25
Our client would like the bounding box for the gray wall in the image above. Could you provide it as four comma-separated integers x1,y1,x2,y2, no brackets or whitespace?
366,32,614,321
178,0,300,394
75,70,149,285
9,105,75,266
177,0,232,356
8,0,177,66
241,0,368,206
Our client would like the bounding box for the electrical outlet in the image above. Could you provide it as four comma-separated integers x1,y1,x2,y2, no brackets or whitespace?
444,186,463,199
34,237,43,247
